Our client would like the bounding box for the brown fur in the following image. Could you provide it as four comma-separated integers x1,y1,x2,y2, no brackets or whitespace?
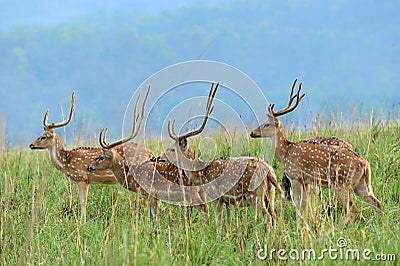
88,145,209,220
30,129,119,222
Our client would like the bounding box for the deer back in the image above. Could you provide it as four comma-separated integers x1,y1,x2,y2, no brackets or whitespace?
284,141,367,187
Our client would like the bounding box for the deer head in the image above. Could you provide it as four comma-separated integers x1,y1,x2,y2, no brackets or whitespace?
250,78,305,138
157,82,219,170
87,149,115,172
30,92,75,149
88,85,151,172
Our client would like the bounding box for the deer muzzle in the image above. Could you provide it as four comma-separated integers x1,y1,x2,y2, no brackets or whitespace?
29,143,39,149
250,130,260,138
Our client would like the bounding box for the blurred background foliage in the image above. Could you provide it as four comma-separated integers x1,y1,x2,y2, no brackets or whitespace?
0,0,399,145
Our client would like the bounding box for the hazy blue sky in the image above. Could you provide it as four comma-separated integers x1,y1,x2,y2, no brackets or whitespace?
0,0,399,146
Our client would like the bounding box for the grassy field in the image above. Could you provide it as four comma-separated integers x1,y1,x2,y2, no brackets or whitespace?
1,113,399,265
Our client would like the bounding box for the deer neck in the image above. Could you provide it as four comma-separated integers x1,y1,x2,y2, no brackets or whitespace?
271,122,290,162
182,157,208,185
178,145,206,171
48,133,67,171
108,152,129,183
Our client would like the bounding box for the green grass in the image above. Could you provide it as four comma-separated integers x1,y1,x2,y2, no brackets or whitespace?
1,114,399,265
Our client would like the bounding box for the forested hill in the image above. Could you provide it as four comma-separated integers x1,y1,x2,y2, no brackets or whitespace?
0,0,399,145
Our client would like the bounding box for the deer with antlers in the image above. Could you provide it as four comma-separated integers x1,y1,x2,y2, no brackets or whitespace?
87,86,209,220
29,92,121,222
156,83,283,232
250,79,383,224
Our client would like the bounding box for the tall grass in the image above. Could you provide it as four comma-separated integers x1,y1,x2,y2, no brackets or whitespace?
1,111,399,265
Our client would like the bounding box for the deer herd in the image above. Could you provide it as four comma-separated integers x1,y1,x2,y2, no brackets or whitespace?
30,78,383,233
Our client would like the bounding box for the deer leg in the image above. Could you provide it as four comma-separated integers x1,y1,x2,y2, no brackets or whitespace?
354,178,383,216
334,186,359,225
193,203,210,221
266,184,276,227
192,202,209,221
199,189,210,221
301,183,310,221
290,179,304,212
247,190,270,229
281,173,292,202
76,181,89,223
148,197,160,222
225,203,231,229
267,171,282,223
212,198,224,234
305,183,317,223
291,179,313,227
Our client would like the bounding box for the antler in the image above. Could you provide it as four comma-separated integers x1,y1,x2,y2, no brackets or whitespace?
167,82,219,142
43,92,75,130
99,85,151,149
268,78,305,117
167,119,178,141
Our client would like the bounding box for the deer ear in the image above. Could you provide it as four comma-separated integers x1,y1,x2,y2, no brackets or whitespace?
45,132,54,138
103,150,113,159
271,116,279,127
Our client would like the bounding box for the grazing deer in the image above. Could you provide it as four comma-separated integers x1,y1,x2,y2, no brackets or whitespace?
157,83,283,232
29,92,120,222
281,137,353,202
87,86,209,220
250,79,382,224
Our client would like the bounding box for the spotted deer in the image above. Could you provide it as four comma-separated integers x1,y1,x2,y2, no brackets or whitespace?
281,137,353,202
29,92,121,222
157,82,282,232
250,79,382,224
87,87,209,220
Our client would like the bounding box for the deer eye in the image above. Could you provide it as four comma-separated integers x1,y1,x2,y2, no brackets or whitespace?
263,123,270,128
40,136,46,141
170,148,175,152
97,157,104,161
